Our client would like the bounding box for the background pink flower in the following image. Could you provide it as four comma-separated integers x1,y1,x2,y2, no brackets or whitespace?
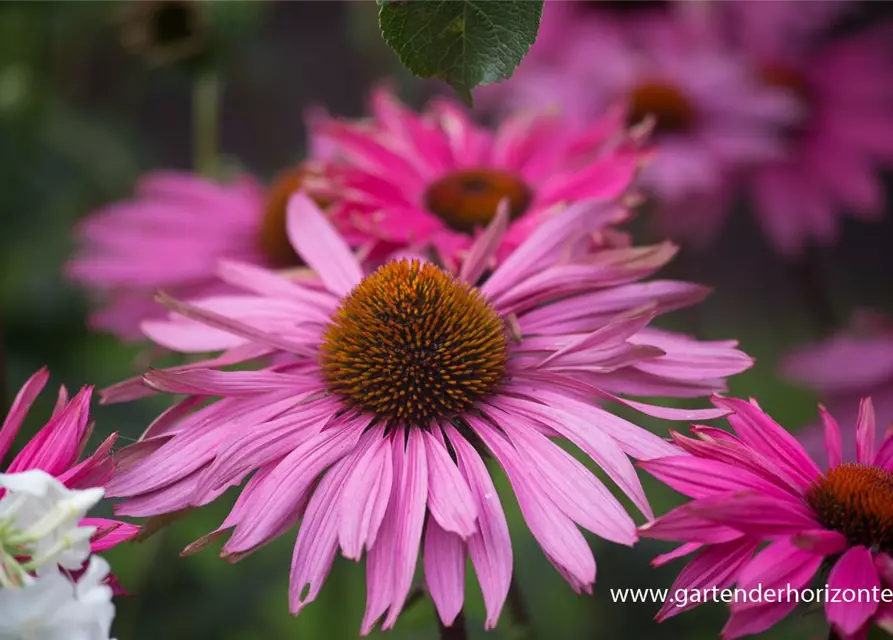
67,164,337,340
641,396,893,639
476,2,800,246
311,87,645,270
724,0,893,255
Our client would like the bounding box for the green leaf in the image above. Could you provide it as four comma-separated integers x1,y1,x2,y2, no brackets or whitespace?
378,0,544,106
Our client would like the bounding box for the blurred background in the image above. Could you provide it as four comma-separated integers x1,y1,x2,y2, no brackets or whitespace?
2,1,893,639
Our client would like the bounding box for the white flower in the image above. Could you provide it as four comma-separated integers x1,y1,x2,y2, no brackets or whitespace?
0,470,103,587
0,556,116,640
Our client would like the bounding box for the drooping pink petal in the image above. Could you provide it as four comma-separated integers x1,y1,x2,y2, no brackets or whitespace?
494,393,652,518
218,463,308,557
826,546,881,636
468,416,596,591
445,425,512,629
338,427,393,560
192,398,342,501
491,408,636,545
219,418,365,554
509,376,680,460
115,468,204,517
381,430,429,630
423,430,478,538
423,518,466,627
289,457,353,615
362,511,397,635
100,343,272,404
362,430,429,633
108,392,301,497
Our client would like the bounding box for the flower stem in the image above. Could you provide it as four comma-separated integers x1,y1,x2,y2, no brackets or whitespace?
508,574,532,631
192,69,221,178
437,611,468,640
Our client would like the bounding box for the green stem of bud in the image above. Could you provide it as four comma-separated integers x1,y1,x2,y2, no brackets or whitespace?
192,69,221,178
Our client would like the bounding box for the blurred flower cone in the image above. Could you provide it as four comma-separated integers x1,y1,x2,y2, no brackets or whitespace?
114,0,265,67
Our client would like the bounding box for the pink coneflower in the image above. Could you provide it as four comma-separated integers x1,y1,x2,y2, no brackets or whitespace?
310,87,645,270
640,396,893,639
104,194,751,633
725,0,893,254
1,369,140,591
783,310,893,465
67,164,332,340
477,4,799,245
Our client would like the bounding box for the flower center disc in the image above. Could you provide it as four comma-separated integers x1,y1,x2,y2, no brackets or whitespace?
152,1,197,45
627,81,696,134
424,169,533,234
260,167,327,268
807,463,893,554
319,259,508,426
